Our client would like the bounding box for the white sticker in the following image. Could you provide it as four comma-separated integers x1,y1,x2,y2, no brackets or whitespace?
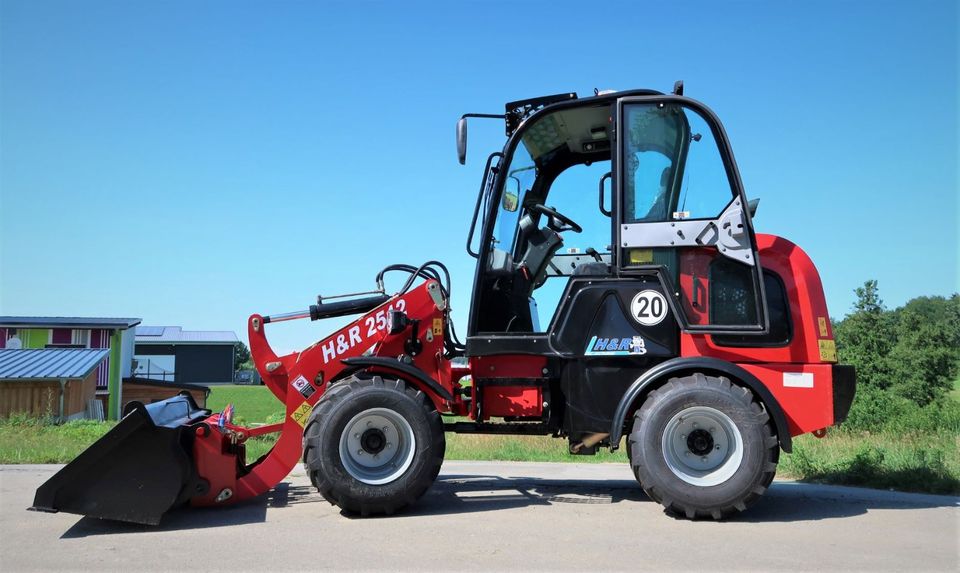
630,290,668,326
783,372,814,388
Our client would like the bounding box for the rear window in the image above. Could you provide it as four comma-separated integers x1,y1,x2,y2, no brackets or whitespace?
711,269,792,347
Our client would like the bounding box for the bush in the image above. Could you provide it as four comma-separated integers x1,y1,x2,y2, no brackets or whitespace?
843,385,960,434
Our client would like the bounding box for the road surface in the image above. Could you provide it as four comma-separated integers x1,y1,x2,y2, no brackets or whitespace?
1,462,957,571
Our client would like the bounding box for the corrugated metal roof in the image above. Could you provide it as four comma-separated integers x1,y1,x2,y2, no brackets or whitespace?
0,349,110,380
0,316,141,329
135,326,238,345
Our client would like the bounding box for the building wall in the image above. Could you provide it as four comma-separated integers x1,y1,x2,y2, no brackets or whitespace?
120,330,136,378
135,344,235,384
0,370,98,420
89,329,111,388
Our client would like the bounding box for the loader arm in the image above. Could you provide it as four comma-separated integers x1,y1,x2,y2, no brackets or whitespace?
31,279,452,524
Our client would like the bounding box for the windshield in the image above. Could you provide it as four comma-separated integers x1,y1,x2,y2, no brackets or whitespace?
488,142,536,268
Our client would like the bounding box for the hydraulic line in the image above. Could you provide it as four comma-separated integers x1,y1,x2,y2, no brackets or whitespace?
375,261,465,355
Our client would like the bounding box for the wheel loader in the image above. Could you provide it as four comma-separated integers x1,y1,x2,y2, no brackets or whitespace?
31,84,856,524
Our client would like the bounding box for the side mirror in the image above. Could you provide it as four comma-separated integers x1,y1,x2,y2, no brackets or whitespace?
502,176,520,212
502,190,519,212
748,198,760,218
456,117,468,165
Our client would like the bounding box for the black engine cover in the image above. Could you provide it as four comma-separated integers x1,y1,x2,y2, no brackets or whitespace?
549,277,680,436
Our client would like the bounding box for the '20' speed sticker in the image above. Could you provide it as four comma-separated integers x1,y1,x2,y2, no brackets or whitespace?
630,290,668,326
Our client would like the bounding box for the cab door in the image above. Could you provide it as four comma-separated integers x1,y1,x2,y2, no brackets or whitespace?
613,96,768,333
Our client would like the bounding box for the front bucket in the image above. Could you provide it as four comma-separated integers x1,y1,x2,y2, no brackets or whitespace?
30,393,209,525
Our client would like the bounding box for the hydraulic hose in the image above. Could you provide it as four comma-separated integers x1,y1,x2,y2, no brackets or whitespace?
375,261,465,355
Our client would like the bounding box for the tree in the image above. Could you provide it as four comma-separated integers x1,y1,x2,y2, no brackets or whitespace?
234,341,252,371
886,295,960,405
834,280,896,389
835,281,960,406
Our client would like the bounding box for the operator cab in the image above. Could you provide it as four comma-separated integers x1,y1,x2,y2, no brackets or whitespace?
463,88,769,351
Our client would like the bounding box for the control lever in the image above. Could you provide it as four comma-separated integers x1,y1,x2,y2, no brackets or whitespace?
586,247,603,262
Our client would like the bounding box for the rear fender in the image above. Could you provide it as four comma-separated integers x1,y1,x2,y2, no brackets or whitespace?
609,357,792,453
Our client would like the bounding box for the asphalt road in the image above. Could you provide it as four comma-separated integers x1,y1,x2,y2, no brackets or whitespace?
1,462,957,572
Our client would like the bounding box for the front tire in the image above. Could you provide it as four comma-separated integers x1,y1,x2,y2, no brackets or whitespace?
628,373,778,520
302,376,445,516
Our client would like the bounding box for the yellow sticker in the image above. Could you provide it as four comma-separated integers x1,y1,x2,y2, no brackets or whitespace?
432,318,443,336
290,402,313,428
818,317,829,338
628,249,654,264
818,339,837,363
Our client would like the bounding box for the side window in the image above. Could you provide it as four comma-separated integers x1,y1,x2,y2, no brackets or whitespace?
673,111,736,220
622,104,735,224
712,271,791,347
528,160,613,332
488,144,535,271
618,98,767,333
542,161,612,253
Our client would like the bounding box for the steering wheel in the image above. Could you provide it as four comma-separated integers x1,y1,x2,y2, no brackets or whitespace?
528,204,583,233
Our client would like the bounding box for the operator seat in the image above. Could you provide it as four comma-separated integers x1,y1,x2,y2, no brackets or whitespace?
573,262,610,276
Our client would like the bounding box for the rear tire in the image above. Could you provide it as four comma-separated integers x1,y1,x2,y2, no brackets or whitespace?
629,373,778,520
302,376,445,516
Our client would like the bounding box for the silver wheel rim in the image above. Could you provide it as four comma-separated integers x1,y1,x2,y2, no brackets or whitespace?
339,408,416,485
661,406,743,486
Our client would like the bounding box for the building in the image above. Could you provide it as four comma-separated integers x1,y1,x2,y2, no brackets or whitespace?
0,317,141,420
122,377,210,411
134,326,238,385
0,348,110,421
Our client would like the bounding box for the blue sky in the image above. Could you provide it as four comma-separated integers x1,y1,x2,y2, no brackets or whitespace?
1,1,957,353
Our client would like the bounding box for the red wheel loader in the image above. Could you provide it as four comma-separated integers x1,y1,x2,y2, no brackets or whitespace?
31,85,856,524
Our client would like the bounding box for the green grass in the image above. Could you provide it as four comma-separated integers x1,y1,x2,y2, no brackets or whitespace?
779,430,960,495
445,431,628,464
0,415,115,463
207,385,285,424
3,384,958,495
949,377,960,402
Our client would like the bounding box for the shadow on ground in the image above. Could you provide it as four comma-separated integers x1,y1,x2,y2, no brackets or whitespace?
60,474,958,537
60,483,322,538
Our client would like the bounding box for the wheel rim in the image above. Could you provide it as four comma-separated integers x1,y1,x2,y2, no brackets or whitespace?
661,406,743,486
339,408,416,485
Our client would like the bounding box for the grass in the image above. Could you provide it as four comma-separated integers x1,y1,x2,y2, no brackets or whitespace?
0,415,115,464
2,383,958,495
950,377,960,402
207,384,285,424
445,431,627,463
780,430,960,495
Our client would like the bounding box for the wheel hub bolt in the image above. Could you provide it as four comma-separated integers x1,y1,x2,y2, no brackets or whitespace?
357,449,364,455
354,433,360,439
681,434,686,439
701,456,708,462
709,427,715,434
382,426,388,432
692,423,698,428
715,445,721,450
387,443,392,449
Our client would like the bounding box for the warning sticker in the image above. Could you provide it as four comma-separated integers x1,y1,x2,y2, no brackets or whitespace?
290,402,313,428
432,318,443,336
818,317,829,338
818,339,837,362
291,375,316,400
